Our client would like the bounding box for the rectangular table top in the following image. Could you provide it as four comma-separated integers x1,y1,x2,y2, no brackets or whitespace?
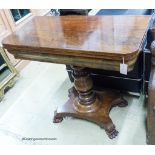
2,15,152,71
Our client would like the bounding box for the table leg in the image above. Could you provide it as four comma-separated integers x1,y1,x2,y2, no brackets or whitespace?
53,66,128,139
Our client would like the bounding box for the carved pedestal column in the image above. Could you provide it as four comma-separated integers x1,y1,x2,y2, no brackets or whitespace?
53,66,128,139
147,40,155,144
71,66,101,113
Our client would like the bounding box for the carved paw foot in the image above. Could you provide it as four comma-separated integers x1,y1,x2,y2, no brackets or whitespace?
118,98,128,107
106,128,119,139
53,111,63,123
111,97,128,108
53,116,63,123
104,122,118,139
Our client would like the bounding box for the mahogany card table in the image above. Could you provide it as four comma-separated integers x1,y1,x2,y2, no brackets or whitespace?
2,16,151,139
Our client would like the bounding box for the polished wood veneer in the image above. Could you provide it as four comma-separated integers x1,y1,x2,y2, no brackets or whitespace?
2,16,151,71
2,16,151,139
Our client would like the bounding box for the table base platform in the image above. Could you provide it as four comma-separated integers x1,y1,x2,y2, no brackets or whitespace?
53,87,128,139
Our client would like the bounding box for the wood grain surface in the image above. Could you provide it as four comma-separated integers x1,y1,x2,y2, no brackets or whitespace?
2,15,151,70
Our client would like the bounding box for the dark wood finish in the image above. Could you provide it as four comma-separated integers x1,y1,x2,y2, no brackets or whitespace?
53,67,128,139
2,16,151,139
70,66,100,112
2,16,151,71
147,40,155,144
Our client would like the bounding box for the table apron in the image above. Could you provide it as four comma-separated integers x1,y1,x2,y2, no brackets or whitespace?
13,52,137,72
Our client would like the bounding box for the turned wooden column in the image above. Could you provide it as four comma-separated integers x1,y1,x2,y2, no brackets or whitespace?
147,40,155,144
71,66,101,113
